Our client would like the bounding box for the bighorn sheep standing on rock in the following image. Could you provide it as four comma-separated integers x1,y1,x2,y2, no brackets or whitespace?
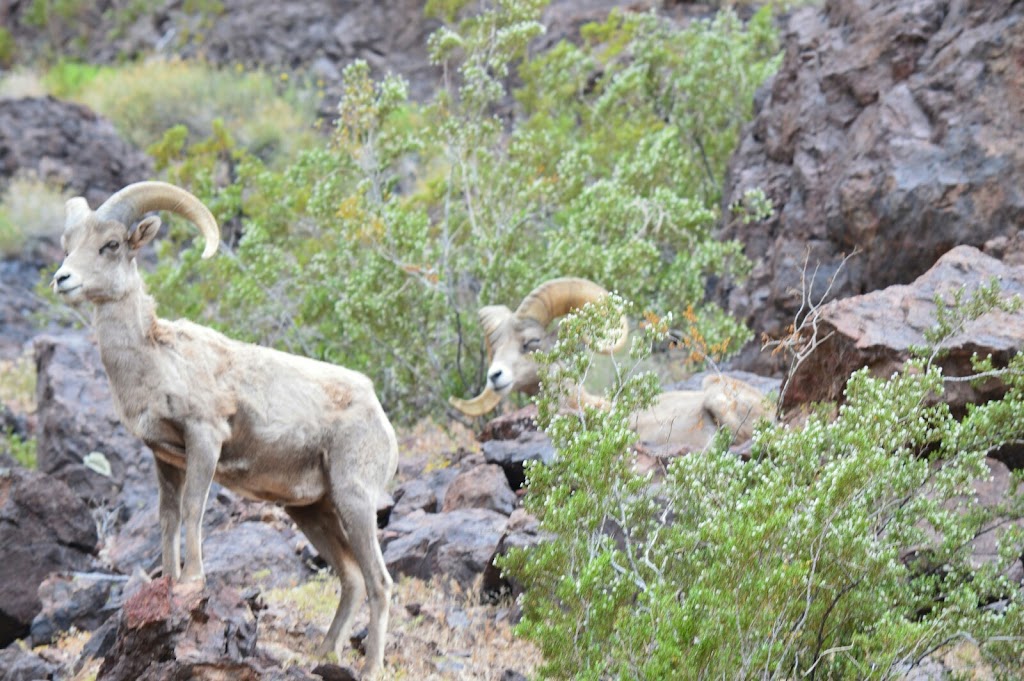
52,182,398,678
450,277,771,449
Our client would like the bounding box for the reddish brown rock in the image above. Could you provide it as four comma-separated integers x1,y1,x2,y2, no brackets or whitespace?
97,578,263,681
441,464,517,515
783,246,1024,412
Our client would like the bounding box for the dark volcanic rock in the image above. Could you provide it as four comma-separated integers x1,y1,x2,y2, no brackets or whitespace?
390,467,460,521
105,486,311,589
478,405,539,443
30,571,126,646
381,508,508,589
481,431,555,491
719,0,1024,372
481,509,545,602
33,333,152,506
0,458,98,647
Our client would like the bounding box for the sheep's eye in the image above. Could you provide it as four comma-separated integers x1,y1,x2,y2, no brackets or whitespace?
100,240,120,254
522,338,541,352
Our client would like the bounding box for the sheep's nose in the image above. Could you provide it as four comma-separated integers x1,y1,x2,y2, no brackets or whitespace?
488,369,504,384
55,272,71,285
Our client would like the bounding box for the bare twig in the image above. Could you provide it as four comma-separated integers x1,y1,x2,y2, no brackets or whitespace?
762,248,858,418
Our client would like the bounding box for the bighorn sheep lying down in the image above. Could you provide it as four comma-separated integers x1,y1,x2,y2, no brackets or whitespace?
52,182,398,678
450,277,771,448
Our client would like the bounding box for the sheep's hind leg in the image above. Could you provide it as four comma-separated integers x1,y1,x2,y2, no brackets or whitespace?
286,504,367,663
327,484,393,680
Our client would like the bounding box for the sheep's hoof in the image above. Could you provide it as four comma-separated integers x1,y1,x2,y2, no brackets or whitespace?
178,568,206,585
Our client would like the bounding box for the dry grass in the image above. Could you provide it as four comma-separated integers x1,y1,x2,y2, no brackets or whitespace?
0,349,37,414
0,68,47,98
259,573,541,679
72,58,319,166
394,418,480,481
0,175,67,257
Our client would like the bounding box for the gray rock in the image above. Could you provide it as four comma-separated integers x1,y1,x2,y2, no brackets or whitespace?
390,478,439,520
481,509,545,602
104,487,311,590
0,645,59,681
30,571,126,645
481,430,555,490
0,97,153,207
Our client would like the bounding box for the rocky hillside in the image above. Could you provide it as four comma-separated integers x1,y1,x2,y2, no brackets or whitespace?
2,0,1023,679
718,0,1024,372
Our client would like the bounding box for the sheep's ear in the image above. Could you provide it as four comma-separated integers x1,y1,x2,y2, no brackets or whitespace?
128,216,162,251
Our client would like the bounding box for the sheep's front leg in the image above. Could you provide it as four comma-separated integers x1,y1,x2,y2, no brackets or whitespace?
155,458,185,580
179,426,223,583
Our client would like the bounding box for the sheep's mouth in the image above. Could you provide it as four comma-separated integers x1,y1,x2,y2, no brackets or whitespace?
489,379,514,394
56,285,82,296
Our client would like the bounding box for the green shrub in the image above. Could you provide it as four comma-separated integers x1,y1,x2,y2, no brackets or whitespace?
0,28,16,67
0,431,37,469
144,2,780,423
42,59,105,97
23,0,86,28
499,284,1024,678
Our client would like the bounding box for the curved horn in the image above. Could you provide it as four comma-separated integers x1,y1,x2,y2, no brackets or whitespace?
448,387,503,417
64,197,91,229
95,181,220,258
516,277,629,353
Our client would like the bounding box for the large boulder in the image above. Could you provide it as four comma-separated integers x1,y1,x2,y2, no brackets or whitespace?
719,0,1024,371
0,97,153,207
0,456,98,646
783,246,1024,413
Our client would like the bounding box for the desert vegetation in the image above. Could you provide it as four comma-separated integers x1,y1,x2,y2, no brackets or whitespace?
2,0,1023,678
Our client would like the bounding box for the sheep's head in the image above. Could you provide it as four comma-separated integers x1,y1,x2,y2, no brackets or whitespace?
52,182,219,304
449,277,629,416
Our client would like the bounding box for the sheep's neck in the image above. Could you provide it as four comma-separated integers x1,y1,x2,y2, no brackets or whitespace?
92,286,161,387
